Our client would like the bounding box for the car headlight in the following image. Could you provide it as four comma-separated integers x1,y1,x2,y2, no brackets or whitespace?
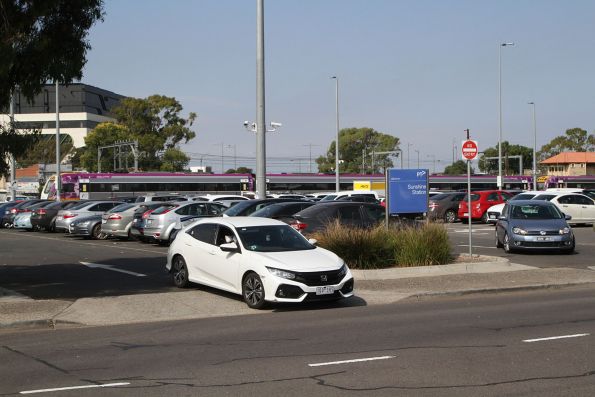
559,227,571,235
337,263,348,278
266,266,296,280
512,227,527,235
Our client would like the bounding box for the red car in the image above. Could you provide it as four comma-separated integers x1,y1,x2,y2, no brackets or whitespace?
458,190,513,223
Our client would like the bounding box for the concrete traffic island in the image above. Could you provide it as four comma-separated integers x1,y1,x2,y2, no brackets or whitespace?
2,256,595,330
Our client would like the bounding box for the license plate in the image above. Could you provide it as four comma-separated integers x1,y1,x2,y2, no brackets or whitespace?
536,237,551,241
316,286,334,295
463,213,469,217
489,214,496,219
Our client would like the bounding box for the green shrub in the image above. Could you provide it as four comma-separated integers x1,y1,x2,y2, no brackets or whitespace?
311,221,451,269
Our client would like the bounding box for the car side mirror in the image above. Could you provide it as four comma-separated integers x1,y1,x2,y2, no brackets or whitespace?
220,242,240,253
308,238,318,246
565,214,572,221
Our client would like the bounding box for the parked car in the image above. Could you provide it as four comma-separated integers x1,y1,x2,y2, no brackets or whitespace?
458,190,513,223
495,200,575,253
0,201,23,228
336,195,380,204
250,201,316,224
532,192,595,225
223,198,306,217
267,193,308,200
290,202,385,234
100,202,141,239
13,201,54,231
55,201,122,232
130,202,175,241
144,201,227,244
166,217,354,308
319,190,380,202
134,194,190,203
2,199,48,228
485,191,543,224
428,192,467,223
69,214,105,239
30,200,82,232
191,194,250,202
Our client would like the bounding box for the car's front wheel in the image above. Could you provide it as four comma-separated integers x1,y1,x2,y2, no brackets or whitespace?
444,210,456,223
91,224,102,240
242,272,266,309
495,230,503,248
172,256,189,288
503,232,513,253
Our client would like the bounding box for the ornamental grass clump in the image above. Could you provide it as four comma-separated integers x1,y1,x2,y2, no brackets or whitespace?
311,221,451,269
393,223,451,267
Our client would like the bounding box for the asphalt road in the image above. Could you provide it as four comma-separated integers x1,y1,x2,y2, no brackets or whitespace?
1,286,594,396
447,222,595,269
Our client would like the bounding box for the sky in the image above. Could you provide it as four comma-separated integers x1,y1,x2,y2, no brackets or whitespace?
81,0,595,173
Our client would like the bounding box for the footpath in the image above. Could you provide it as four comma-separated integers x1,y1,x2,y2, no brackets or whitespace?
2,256,595,330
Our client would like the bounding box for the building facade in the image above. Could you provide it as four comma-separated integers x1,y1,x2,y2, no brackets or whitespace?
0,83,125,148
540,152,595,176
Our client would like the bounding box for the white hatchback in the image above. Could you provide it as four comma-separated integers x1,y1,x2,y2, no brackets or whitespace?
166,217,354,308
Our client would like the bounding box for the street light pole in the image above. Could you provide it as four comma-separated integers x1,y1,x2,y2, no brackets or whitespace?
498,42,514,190
528,102,537,190
256,0,266,199
8,91,16,201
331,76,339,192
55,81,61,202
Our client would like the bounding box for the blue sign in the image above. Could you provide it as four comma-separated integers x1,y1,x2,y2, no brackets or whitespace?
387,169,429,214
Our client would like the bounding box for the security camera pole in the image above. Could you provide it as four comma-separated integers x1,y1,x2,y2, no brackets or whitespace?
255,0,266,199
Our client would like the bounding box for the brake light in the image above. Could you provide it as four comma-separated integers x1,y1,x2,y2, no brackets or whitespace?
108,214,122,220
37,209,47,215
142,209,154,219
290,220,307,232
10,208,17,214
63,214,78,219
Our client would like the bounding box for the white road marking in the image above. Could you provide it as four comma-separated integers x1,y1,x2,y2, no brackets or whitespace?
80,262,147,277
523,333,590,343
308,355,395,367
457,245,497,249
453,229,493,233
20,382,130,394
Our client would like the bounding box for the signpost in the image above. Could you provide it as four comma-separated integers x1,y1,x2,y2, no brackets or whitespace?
462,134,478,257
385,169,429,228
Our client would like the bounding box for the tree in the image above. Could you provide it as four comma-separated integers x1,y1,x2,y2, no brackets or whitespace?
15,135,73,168
444,160,473,175
316,127,400,173
0,0,104,175
160,148,190,172
539,128,595,161
478,141,533,175
77,95,197,171
225,167,253,174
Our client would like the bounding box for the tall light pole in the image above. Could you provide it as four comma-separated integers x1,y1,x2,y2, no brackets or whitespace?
528,102,537,190
55,81,61,202
498,42,515,190
331,76,339,192
8,91,16,201
256,0,266,199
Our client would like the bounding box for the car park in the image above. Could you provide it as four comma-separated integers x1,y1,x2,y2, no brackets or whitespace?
69,214,105,239
2,199,48,228
495,200,575,253
223,198,306,217
290,201,385,234
428,192,466,223
55,201,122,232
532,192,595,225
166,217,354,309
458,190,513,223
143,201,227,244
30,200,82,232
485,191,543,224
250,201,316,224
13,201,54,231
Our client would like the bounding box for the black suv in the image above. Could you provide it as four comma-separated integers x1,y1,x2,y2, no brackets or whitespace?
290,202,385,234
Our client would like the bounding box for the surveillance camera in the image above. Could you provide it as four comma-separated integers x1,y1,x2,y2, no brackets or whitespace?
243,121,249,127
270,122,282,128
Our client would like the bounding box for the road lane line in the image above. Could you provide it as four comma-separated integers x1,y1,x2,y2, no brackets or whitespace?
80,262,147,277
523,333,590,343
308,355,395,367
20,382,130,394
457,245,497,249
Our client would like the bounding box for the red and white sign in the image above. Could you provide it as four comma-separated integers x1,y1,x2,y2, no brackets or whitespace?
461,140,478,160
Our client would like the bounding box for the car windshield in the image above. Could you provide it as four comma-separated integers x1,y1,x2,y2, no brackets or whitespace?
320,194,337,201
223,200,256,216
512,193,537,201
67,201,95,210
151,204,178,215
533,194,556,201
109,203,135,213
462,194,480,201
236,225,315,252
250,204,280,217
510,204,563,220
430,194,450,201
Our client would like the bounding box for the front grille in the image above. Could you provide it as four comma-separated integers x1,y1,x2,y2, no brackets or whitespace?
304,290,342,301
294,269,343,286
526,230,559,236
519,241,565,248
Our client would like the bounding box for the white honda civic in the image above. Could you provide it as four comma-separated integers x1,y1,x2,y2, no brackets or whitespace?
166,217,354,309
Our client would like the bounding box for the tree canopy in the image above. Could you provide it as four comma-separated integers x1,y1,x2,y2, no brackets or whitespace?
316,127,400,174
443,160,473,175
478,141,533,175
78,95,196,172
225,167,253,174
0,0,104,176
539,128,595,161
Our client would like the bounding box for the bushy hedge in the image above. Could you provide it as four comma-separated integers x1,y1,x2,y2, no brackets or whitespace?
310,221,451,269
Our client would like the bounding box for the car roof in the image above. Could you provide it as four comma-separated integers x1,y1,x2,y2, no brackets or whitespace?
508,200,555,206
193,216,288,228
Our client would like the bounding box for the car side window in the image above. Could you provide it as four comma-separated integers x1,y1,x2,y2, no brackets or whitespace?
338,206,362,221
575,195,594,205
557,195,574,205
362,205,385,221
208,203,226,215
500,192,513,201
487,192,499,201
175,205,190,215
215,226,237,246
187,223,218,245
501,204,509,217
453,194,465,201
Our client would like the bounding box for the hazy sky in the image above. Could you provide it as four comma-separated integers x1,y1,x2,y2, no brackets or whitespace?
82,0,595,173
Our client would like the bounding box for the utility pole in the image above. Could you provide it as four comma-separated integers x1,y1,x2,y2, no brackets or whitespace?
255,0,266,199
55,82,61,201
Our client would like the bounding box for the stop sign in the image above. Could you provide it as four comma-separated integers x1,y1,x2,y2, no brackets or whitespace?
461,140,478,160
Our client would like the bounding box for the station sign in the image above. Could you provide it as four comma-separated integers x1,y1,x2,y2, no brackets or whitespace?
387,169,429,214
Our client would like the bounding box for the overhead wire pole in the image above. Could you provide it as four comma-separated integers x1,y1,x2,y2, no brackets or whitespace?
55,81,61,201
255,0,267,199
331,76,339,192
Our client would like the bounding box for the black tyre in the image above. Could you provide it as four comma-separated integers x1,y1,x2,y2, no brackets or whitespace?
481,212,489,224
503,232,512,253
563,237,575,254
242,272,266,309
172,256,189,288
91,224,102,240
444,210,456,224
